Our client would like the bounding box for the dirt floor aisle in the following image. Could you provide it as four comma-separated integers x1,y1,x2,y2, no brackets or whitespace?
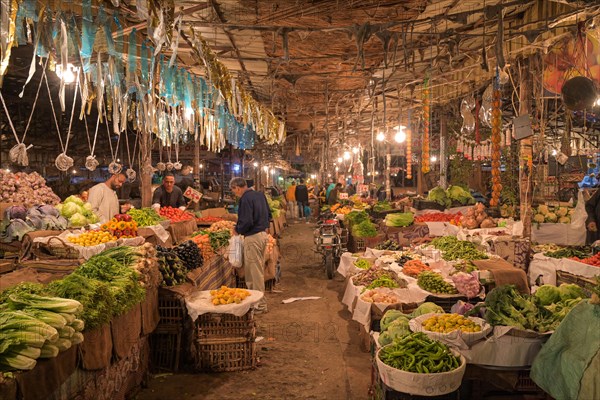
136,222,371,400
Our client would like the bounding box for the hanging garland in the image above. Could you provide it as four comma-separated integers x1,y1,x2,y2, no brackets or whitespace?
490,75,502,207
421,79,430,174
406,109,412,179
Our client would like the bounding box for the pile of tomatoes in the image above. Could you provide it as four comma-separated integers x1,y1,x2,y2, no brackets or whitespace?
571,253,600,267
196,216,224,225
415,212,462,224
159,207,194,222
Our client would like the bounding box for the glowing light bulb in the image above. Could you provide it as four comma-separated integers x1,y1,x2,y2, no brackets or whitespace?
352,147,359,154
335,166,339,171
72,169,77,174
552,149,558,156
327,173,331,177
199,163,204,169
343,151,351,160
263,166,269,172
394,126,407,143
253,162,259,167
185,107,194,119
62,67,76,84
376,132,385,142
337,157,343,163
430,156,438,162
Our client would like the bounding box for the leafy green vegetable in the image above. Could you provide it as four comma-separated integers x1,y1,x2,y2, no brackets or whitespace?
409,302,445,318
430,236,488,261
380,310,408,331
427,186,451,208
446,185,475,205
543,248,590,259
345,211,369,225
7,293,82,314
373,201,393,212
534,285,561,306
384,213,414,227
558,284,586,302
127,208,164,227
352,220,378,238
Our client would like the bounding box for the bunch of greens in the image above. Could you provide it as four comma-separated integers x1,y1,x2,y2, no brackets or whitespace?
352,220,378,238
543,247,590,259
365,275,402,290
208,230,231,251
427,187,451,208
345,210,369,225
373,201,393,213
485,284,586,333
446,185,475,205
384,213,414,227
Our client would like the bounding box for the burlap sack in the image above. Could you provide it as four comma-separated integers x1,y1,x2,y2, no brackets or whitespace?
80,324,113,370
141,287,160,335
111,303,142,360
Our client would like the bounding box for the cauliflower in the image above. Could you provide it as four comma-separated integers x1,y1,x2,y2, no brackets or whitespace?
555,207,568,217
568,208,576,216
533,214,545,223
558,216,571,224
537,204,549,215
544,212,558,223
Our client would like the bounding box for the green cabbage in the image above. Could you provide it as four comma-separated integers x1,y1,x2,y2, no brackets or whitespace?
447,185,475,205
380,310,407,331
64,195,84,207
427,186,450,207
534,285,561,306
558,284,586,302
83,203,93,211
410,302,445,318
61,202,81,218
69,213,88,227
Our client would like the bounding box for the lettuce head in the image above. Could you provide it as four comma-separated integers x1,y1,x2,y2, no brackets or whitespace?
61,202,81,218
64,195,84,207
69,212,88,227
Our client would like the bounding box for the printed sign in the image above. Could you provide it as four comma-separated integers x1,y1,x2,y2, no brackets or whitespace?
184,187,203,202
339,193,349,200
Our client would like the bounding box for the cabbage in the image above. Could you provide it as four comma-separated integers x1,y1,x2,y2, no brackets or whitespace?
537,205,549,216
386,318,411,339
37,205,60,217
533,214,545,223
534,285,561,306
427,186,450,207
555,207,568,217
69,213,88,227
380,310,407,331
558,216,570,224
410,302,445,318
1,219,34,242
558,284,586,302
61,202,81,218
447,185,475,205
83,203,93,211
64,195,84,207
5,206,27,220
55,204,63,214
88,214,99,224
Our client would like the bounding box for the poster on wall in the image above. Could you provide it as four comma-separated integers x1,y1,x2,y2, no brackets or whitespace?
543,30,600,96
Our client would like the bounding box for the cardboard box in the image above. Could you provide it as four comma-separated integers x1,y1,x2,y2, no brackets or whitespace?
200,207,228,217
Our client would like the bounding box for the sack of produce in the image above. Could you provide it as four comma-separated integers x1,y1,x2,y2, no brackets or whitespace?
376,332,466,396
228,235,244,268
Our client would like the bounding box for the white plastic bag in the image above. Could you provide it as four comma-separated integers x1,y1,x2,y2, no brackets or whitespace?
228,235,244,268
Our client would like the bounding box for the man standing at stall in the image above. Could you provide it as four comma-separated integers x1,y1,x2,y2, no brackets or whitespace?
295,178,309,222
585,185,600,244
87,173,126,223
230,177,270,314
152,172,187,210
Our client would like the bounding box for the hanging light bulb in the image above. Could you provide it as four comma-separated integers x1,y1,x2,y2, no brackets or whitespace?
253,162,259,167
376,132,385,142
551,149,558,156
430,155,438,162
337,157,343,163
335,166,339,171
343,151,351,160
263,166,269,172
394,126,407,143
352,147,359,154
185,107,194,120
58,64,78,84
327,173,331,177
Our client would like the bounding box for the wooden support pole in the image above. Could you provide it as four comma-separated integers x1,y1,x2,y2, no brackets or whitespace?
519,59,533,238
140,130,152,207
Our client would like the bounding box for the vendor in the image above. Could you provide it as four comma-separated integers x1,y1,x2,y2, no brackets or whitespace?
178,165,194,194
152,172,187,210
585,186,600,244
87,174,126,223
328,183,343,205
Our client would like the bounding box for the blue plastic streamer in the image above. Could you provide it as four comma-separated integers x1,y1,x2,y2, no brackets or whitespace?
98,6,115,56
141,39,149,91
80,0,95,72
184,71,193,112
15,4,26,46
127,29,137,93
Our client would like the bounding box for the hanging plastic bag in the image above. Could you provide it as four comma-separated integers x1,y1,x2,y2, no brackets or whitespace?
228,235,244,268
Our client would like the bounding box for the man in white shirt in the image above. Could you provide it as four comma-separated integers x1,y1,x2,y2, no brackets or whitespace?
87,174,126,223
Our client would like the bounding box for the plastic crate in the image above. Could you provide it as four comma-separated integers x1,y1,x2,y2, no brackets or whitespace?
412,199,445,211
194,311,257,372
516,370,544,393
157,288,187,327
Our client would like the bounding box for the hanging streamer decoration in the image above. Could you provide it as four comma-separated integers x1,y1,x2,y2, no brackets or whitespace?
490,74,503,207
421,79,431,174
406,109,412,179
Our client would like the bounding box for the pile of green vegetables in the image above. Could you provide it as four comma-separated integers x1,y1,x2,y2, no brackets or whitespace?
208,230,231,251
0,293,84,372
127,208,164,227
345,210,369,225
379,332,462,374
352,267,407,289
378,303,445,346
484,284,587,333
430,236,488,261
384,213,414,227
543,247,590,259
156,245,188,286
376,239,402,251
417,271,458,294
373,201,393,213
427,185,475,208
352,220,378,238
354,259,371,270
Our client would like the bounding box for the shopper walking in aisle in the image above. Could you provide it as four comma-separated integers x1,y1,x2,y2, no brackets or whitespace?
295,179,309,222
87,173,126,223
230,177,271,313
286,180,297,219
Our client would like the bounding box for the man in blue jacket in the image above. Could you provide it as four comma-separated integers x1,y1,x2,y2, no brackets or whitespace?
230,178,271,313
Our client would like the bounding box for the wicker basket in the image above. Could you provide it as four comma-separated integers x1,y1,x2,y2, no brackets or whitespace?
194,311,257,372
556,270,597,297
149,326,182,372
43,236,80,259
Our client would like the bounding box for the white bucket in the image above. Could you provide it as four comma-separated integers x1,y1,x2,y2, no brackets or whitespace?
376,347,466,396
